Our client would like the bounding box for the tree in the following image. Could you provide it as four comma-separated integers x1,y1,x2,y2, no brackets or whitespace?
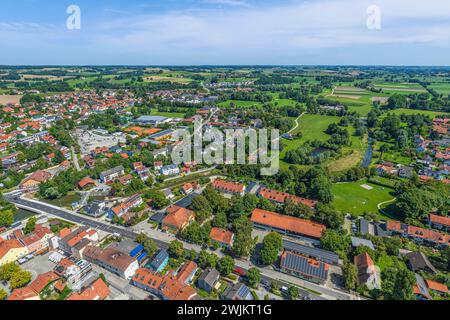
309,174,333,203
0,263,20,281
342,262,358,291
9,270,32,289
190,195,212,213
320,229,350,259
168,240,184,258
232,217,255,257
288,286,299,300
135,233,147,245
0,288,7,300
0,209,14,227
259,232,283,265
145,190,169,209
143,239,158,257
24,216,37,235
217,256,235,276
379,144,390,161
212,211,228,229
247,268,261,288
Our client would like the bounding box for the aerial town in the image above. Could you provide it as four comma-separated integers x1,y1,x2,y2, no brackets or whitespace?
0,65,448,302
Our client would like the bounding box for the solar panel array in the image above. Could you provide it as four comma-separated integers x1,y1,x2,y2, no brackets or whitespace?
281,251,328,281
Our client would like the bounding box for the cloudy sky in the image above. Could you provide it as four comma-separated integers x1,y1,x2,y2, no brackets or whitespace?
0,0,450,65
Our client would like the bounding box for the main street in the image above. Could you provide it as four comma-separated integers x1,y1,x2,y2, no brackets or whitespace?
4,192,358,300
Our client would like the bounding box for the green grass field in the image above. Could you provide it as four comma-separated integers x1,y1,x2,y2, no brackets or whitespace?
150,109,186,118
382,108,450,118
332,179,396,217
218,100,263,108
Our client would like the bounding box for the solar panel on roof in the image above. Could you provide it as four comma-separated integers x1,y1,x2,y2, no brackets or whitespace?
137,252,148,262
282,240,339,265
130,244,145,257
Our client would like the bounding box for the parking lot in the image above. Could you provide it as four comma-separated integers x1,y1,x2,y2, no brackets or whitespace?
74,129,126,155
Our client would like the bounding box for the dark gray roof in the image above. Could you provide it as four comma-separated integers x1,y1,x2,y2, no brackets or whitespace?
406,251,437,274
414,274,432,299
150,249,169,270
282,240,339,265
359,218,370,235
280,251,328,281
222,283,253,300
100,165,124,178
197,268,220,286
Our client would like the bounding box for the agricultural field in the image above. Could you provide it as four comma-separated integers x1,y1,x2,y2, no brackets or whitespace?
382,108,450,118
332,179,396,218
428,82,450,96
372,82,427,94
0,94,22,105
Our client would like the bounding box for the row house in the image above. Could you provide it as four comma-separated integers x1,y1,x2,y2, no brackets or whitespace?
385,220,450,249
258,187,318,209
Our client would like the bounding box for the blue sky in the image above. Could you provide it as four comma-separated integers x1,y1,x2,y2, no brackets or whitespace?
1,0,450,65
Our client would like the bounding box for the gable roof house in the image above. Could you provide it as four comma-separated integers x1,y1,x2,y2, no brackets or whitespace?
209,227,235,248
406,251,437,274
82,245,139,280
354,252,381,290
212,179,245,196
258,188,317,208
162,205,195,233
197,268,220,293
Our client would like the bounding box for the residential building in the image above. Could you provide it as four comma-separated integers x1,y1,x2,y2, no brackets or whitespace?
406,251,437,274
197,268,220,293
20,170,52,190
354,252,381,290
160,164,180,176
209,227,234,249
148,249,169,273
54,257,96,292
413,274,432,300
99,166,125,183
429,214,450,232
222,283,254,300
162,205,195,233
257,188,317,209
425,279,448,296
67,278,109,300
212,179,245,196
0,239,28,265
108,194,144,223
175,260,198,285
83,245,139,280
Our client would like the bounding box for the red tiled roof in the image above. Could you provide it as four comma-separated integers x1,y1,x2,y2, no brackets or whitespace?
67,278,109,300
430,214,450,228
426,280,448,294
28,271,59,294
258,188,317,208
212,179,245,194
250,208,326,239
175,261,197,284
163,206,195,231
209,227,234,245
78,177,96,188
0,239,25,260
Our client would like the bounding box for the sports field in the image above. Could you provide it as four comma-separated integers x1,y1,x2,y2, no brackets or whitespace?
332,179,396,217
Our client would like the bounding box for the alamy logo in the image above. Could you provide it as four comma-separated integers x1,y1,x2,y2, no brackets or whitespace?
366,5,381,30
66,5,81,30
170,119,280,176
